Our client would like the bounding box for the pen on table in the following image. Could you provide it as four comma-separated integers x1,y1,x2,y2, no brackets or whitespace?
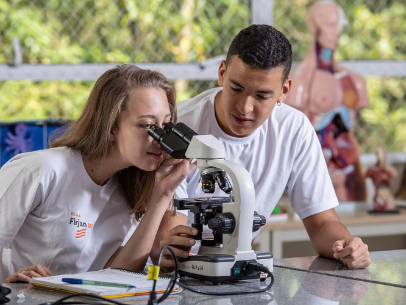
61,278,136,289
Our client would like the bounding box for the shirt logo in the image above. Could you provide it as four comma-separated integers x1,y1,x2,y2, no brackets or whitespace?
69,212,94,239
76,228,87,238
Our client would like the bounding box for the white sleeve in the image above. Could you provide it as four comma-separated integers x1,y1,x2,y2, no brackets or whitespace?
287,120,339,219
0,159,43,249
121,214,138,246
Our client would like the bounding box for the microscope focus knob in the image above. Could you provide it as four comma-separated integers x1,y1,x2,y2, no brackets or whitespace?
208,213,235,234
208,218,222,231
252,211,267,232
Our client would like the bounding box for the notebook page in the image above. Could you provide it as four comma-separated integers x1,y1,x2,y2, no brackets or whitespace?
30,268,174,296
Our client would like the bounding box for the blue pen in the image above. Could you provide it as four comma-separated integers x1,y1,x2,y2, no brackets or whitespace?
62,278,136,289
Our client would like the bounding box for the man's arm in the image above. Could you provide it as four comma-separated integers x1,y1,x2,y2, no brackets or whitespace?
302,208,371,269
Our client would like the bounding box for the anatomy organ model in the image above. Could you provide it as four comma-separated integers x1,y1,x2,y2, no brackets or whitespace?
366,147,399,213
285,0,369,202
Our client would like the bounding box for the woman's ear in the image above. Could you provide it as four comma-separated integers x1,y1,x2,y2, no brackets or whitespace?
110,130,115,142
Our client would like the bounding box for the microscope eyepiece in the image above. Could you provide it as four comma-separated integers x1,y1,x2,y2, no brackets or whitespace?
163,121,175,132
147,122,198,159
169,122,198,144
148,124,166,143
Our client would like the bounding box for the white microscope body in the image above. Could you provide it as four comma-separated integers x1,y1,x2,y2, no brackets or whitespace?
148,122,272,283
176,135,273,283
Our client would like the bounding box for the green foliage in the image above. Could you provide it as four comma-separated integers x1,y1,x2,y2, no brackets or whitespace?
0,81,93,120
356,77,406,152
0,0,249,121
0,0,405,152
1,0,250,64
0,0,86,64
336,2,406,61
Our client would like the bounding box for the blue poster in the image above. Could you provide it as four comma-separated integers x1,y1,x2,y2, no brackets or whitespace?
0,121,69,167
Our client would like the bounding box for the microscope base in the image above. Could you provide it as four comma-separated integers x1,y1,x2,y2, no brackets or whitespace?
178,251,273,284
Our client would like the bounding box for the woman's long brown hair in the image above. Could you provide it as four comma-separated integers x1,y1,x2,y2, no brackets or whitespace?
50,65,177,221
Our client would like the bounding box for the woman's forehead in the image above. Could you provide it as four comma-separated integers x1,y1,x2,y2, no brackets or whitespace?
126,87,171,117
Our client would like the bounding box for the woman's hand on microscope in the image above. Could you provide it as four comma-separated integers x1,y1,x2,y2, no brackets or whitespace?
152,158,196,202
158,225,197,271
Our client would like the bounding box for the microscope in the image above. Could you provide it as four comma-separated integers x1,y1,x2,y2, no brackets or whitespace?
149,122,273,284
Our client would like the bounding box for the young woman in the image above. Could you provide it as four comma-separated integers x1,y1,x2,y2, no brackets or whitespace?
0,65,196,283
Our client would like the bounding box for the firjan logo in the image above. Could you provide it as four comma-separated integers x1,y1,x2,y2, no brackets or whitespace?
76,228,87,239
69,212,94,239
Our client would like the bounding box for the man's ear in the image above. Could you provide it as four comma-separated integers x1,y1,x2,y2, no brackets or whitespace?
218,60,227,87
280,78,292,102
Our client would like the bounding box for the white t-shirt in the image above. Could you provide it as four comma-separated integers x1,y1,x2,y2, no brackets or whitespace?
0,147,134,283
175,88,339,251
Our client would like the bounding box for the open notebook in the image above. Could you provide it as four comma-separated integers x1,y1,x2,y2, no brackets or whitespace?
30,267,180,298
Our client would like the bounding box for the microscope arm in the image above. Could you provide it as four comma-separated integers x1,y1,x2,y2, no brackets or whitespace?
149,124,273,282
199,159,255,252
184,135,256,253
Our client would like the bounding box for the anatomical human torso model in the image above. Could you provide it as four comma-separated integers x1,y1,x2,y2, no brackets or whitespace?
285,0,369,202
366,147,398,212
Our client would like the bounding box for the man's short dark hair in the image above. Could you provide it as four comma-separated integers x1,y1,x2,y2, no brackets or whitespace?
225,24,292,84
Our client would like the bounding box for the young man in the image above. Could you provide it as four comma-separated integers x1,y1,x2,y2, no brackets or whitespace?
155,24,370,270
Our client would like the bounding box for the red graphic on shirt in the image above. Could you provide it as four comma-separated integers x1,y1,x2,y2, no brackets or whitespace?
69,212,93,239
75,228,87,238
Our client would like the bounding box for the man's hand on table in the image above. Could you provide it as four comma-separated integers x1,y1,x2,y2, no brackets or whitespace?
333,237,371,269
